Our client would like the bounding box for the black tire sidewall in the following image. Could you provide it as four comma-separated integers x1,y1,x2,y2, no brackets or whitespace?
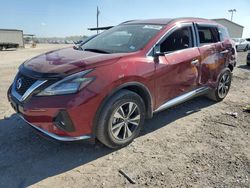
214,69,232,101
244,45,248,51
96,90,145,149
107,97,144,145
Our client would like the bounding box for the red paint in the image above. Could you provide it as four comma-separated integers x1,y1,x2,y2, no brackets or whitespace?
9,18,235,138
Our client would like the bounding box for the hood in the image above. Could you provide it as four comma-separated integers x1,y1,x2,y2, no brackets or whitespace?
23,47,127,76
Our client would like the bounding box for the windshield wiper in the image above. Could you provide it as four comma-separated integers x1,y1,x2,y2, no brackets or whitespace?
84,48,110,54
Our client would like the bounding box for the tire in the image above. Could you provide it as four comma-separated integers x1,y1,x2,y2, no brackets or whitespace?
207,68,232,102
236,46,238,52
244,45,248,52
95,90,146,149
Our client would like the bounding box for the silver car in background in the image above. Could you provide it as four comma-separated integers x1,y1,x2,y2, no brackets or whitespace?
232,38,250,52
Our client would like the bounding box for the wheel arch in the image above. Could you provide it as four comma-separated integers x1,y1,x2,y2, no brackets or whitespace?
92,82,153,136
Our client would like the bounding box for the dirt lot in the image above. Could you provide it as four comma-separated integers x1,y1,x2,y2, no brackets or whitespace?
0,44,249,188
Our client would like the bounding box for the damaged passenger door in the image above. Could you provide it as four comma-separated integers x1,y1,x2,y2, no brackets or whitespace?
153,23,200,108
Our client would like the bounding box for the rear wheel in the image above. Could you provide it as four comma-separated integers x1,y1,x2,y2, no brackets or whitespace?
207,68,232,102
96,90,145,149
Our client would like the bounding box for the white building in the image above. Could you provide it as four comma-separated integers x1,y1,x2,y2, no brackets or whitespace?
0,29,24,47
212,18,244,38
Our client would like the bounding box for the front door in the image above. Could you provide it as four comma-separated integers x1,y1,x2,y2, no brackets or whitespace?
154,24,200,108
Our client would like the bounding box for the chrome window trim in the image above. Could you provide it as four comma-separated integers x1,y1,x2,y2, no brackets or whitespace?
146,22,197,57
12,79,47,102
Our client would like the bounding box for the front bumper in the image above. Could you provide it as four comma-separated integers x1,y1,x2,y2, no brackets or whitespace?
8,85,97,141
18,114,91,141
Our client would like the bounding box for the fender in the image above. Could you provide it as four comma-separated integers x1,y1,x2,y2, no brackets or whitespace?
92,81,153,136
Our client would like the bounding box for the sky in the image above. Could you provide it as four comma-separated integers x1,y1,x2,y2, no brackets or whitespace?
0,0,249,38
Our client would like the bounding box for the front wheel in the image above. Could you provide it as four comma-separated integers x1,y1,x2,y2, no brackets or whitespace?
96,90,146,149
207,68,232,102
244,45,248,52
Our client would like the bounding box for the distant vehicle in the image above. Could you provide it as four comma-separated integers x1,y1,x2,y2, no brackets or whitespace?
73,34,98,50
64,40,74,44
0,43,19,51
232,38,250,52
74,34,98,45
247,51,250,65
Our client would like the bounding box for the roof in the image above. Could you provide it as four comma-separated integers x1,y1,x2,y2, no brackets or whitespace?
212,18,244,28
0,29,23,32
23,34,35,37
87,17,220,32
123,18,173,25
123,17,215,25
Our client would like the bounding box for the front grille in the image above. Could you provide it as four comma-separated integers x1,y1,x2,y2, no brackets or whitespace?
15,73,37,96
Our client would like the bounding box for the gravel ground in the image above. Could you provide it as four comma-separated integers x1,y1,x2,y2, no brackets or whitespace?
0,45,249,188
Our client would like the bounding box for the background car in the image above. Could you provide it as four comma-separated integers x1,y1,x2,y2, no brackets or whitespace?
232,38,250,52
74,34,98,45
247,51,250,65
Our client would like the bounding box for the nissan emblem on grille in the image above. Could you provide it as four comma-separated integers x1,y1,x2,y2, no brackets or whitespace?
16,78,23,90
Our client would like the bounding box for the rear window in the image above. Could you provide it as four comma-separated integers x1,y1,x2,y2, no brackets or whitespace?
197,26,219,44
218,26,230,41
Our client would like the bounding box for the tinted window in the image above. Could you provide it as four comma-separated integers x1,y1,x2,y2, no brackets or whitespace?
81,24,163,53
160,26,194,53
218,26,230,41
197,26,219,44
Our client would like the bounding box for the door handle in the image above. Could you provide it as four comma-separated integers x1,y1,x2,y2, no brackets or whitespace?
220,49,229,54
191,59,199,65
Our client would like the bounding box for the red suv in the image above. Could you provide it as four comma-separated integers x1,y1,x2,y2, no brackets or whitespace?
8,18,236,148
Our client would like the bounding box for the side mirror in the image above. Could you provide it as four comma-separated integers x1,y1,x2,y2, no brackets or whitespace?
153,44,164,57
153,44,164,63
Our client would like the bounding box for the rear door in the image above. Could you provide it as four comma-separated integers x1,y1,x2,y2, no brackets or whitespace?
217,25,234,66
195,24,223,86
154,23,200,107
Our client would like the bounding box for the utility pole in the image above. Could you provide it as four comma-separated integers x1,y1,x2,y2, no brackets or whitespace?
97,6,100,34
228,9,236,21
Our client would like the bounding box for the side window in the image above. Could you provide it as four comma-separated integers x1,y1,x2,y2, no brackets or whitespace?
160,26,194,53
197,26,219,44
218,26,230,41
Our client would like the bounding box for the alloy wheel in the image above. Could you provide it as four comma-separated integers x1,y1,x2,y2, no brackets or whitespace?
110,102,141,140
218,73,231,98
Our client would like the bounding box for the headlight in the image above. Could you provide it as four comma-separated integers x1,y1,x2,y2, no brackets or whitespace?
37,70,94,96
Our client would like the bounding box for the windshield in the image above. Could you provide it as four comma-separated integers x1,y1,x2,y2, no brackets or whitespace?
80,24,163,53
